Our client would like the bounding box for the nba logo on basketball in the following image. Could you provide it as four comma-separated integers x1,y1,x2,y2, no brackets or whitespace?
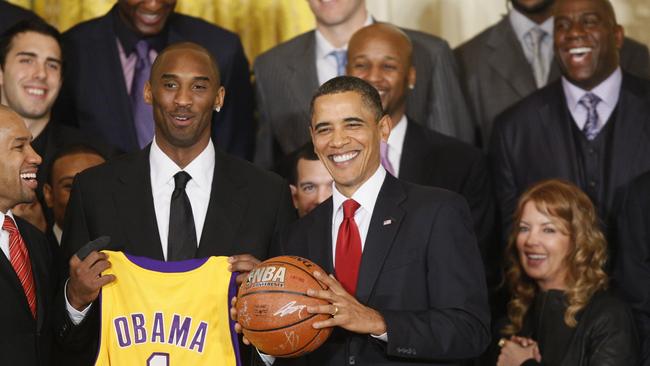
245,265,287,289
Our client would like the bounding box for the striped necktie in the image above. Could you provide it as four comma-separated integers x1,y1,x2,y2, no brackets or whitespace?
3,216,36,318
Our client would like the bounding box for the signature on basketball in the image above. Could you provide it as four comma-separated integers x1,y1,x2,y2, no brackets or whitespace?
274,301,306,318
284,330,299,350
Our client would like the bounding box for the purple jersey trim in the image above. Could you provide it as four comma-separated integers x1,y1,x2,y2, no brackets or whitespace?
93,289,103,364
125,253,209,272
229,271,242,366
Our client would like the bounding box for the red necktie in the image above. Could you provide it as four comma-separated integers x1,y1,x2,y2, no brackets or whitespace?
3,216,37,318
335,199,362,295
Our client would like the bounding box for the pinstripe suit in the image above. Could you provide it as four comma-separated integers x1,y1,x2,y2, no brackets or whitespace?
253,28,475,168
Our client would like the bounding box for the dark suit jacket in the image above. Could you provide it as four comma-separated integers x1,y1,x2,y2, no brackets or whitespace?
0,1,39,35
272,174,490,365
52,6,255,159
489,73,650,236
253,28,475,168
54,143,295,364
398,119,495,278
0,216,54,366
615,170,650,366
455,16,650,149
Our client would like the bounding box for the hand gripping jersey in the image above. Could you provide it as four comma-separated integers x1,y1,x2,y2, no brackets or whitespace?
95,251,241,366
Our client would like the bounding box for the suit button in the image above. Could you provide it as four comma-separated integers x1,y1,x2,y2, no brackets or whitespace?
348,356,356,365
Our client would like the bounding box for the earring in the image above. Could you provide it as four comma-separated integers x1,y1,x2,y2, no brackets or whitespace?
214,106,221,112
408,84,415,90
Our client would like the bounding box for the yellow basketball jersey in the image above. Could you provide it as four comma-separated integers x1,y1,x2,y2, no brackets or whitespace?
95,251,240,366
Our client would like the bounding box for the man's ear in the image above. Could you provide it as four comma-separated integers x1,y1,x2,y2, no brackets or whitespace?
378,114,391,142
144,81,153,105
43,183,54,209
289,184,299,209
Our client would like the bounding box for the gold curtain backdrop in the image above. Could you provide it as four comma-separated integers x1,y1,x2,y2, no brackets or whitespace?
7,0,316,63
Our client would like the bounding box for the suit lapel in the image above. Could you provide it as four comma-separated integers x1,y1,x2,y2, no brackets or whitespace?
196,149,248,257
307,200,334,274
609,75,650,191
0,250,32,317
96,9,138,149
487,18,537,98
114,147,164,259
356,175,406,304
538,83,579,179
398,120,427,182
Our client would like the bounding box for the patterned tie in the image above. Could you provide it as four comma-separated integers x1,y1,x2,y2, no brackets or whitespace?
579,93,602,140
131,40,155,148
330,49,347,77
335,199,362,295
167,172,198,261
526,27,548,88
380,141,395,176
3,216,36,318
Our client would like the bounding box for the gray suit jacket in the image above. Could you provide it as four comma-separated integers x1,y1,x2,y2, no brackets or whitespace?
455,16,650,149
254,28,475,168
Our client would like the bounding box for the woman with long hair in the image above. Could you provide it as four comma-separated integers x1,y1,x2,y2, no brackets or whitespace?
496,179,637,365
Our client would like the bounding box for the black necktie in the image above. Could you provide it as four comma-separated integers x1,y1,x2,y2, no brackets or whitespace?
167,171,197,261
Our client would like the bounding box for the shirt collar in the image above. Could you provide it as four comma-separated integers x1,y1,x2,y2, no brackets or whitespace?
387,115,407,155
315,13,373,60
561,67,622,112
111,5,168,54
52,223,63,245
149,138,215,191
509,8,553,43
0,210,15,227
332,165,386,216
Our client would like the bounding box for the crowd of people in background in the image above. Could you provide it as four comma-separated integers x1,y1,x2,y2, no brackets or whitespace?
1,0,649,365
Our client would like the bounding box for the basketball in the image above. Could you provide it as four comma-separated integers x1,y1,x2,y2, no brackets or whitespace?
236,256,333,357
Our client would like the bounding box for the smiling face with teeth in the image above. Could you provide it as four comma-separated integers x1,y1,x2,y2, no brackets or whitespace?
347,23,415,125
310,90,389,198
118,0,176,36
144,43,224,168
515,200,572,291
0,107,42,213
553,0,623,90
0,31,62,127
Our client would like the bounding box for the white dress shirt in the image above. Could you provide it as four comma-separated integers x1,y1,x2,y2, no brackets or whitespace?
150,138,214,260
67,138,216,323
52,223,63,246
509,8,554,84
561,67,622,130
385,116,407,178
314,14,373,85
0,210,17,260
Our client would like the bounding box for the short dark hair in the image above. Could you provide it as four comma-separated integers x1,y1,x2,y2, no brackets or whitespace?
309,76,385,123
287,142,319,186
0,18,62,69
46,144,107,185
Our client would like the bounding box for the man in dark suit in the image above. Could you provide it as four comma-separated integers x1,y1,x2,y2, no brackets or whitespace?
55,42,294,365
253,0,474,169
346,23,495,275
490,0,650,237
456,0,650,148
0,1,39,35
615,170,650,366
246,76,490,365
52,0,254,159
0,105,54,365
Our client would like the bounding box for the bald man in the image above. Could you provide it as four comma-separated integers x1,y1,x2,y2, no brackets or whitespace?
54,42,294,364
0,106,55,365
347,23,496,287
490,0,650,240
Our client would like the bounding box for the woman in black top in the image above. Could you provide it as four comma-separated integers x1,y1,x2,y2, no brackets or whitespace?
496,179,638,366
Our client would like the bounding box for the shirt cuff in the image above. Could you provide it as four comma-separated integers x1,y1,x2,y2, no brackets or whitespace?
64,279,92,325
257,348,276,366
371,332,388,342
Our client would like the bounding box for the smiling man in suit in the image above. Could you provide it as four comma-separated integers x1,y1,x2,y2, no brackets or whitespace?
490,0,650,237
257,76,490,365
0,105,54,365
52,0,254,159
456,0,650,149
253,0,474,169
346,23,495,276
54,42,294,365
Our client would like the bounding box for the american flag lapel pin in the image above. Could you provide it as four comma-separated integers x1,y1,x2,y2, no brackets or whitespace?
383,218,393,226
